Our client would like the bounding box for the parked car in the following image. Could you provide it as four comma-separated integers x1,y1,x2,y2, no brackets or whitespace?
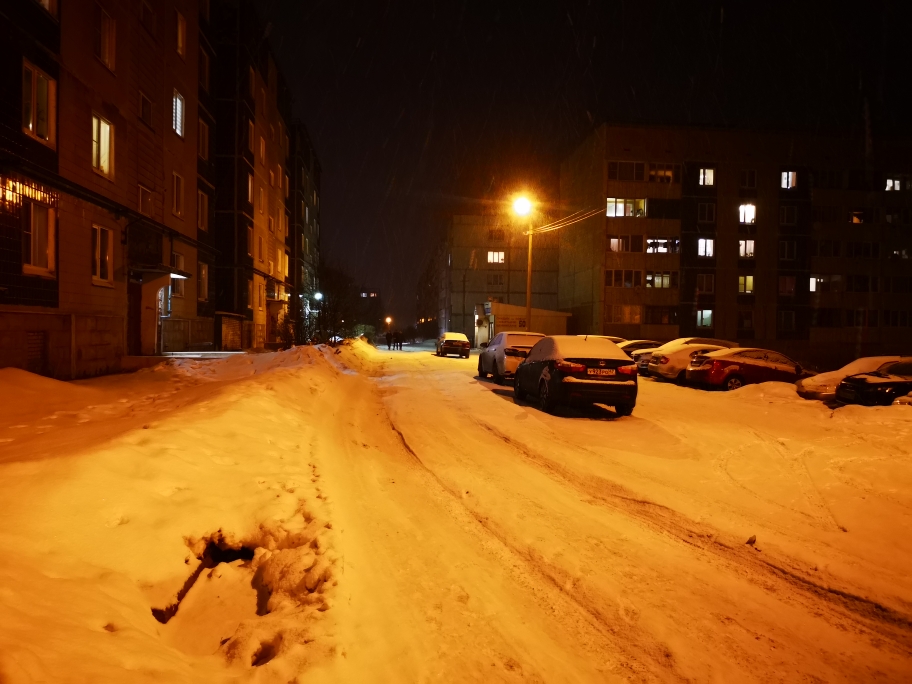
436,332,470,358
893,392,912,407
633,337,738,376
648,344,725,382
477,331,545,383
513,335,638,415
797,356,905,401
687,347,805,390
835,360,912,406
577,335,626,343
616,339,662,358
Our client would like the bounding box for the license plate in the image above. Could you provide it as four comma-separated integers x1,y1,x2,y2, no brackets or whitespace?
587,368,616,376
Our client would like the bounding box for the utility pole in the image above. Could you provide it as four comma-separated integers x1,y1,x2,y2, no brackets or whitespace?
525,226,533,332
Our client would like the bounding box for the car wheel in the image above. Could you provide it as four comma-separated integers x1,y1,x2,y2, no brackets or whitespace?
725,375,745,391
493,367,504,385
513,378,526,403
477,358,487,378
675,370,687,384
539,379,557,414
615,403,634,417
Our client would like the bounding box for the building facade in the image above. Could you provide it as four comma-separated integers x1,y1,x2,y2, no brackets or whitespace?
559,124,912,368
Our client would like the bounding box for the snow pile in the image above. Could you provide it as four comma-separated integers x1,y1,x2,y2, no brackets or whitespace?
727,381,803,403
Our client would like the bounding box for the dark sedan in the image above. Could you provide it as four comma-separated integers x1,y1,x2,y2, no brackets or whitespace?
835,360,912,406
513,335,638,415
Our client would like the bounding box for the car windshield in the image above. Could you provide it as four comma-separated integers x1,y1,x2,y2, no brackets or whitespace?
882,361,912,377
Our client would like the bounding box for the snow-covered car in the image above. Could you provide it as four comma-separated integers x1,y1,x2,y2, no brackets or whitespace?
835,360,912,406
893,392,912,406
513,335,638,415
477,331,545,383
616,339,662,358
577,335,626,343
687,347,805,390
648,344,725,382
633,337,738,376
796,356,904,401
436,332,470,358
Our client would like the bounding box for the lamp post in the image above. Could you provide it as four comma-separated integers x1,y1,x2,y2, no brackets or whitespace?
385,316,392,332
512,196,533,332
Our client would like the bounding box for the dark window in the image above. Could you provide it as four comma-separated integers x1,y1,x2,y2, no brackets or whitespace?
811,308,842,327
778,276,796,296
139,92,152,127
608,161,645,181
696,274,714,293
737,311,754,330
645,306,678,325
698,203,716,223
740,169,757,188
779,240,796,261
780,205,797,225
778,310,796,331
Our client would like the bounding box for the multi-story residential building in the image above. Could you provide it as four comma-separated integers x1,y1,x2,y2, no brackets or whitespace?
559,123,912,367
288,121,321,331
438,214,559,344
0,0,215,378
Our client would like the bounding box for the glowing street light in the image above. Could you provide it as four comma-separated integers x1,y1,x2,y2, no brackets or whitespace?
513,196,532,217
385,316,392,324
314,292,323,301
513,195,534,332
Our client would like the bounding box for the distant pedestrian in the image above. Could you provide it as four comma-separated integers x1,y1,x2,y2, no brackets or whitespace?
393,330,402,350
386,331,393,350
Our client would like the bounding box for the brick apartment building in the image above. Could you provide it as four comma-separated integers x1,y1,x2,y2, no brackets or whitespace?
0,0,320,376
559,124,912,367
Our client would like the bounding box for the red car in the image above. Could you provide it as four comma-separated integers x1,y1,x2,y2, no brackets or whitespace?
686,347,804,391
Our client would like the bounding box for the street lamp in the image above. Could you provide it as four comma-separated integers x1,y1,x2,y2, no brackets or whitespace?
513,195,534,332
385,316,392,332
314,292,323,301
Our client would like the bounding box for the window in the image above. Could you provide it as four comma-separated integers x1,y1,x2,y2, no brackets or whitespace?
138,185,153,216
778,310,796,331
779,240,796,261
645,306,678,325
260,88,266,112
139,92,152,127
247,225,253,255
172,90,184,137
259,136,265,163
696,274,714,293
645,270,678,288
811,239,840,257
697,238,714,257
738,275,754,294
737,311,754,330
809,274,842,293
257,235,263,261
780,205,797,225
175,11,186,57
91,114,113,177
697,203,715,223
258,283,265,310
849,209,865,224
740,169,757,188
269,124,275,142
22,202,55,275
486,273,504,286
885,176,909,191
648,163,681,183
198,119,209,160
247,279,253,308
607,161,645,181
739,239,755,258
94,4,115,70
605,305,642,324
781,171,797,189
199,49,209,92
606,270,642,288
89,224,113,284
812,205,839,223
171,252,184,296
699,168,715,186
172,173,183,216
248,120,255,153
607,235,644,252
646,237,681,254
247,174,253,204
739,203,756,224
487,251,505,264
696,309,713,328
268,216,274,233
35,0,58,17
22,60,56,146
779,276,796,296
846,241,878,259
258,187,263,213
198,262,208,301
284,252,289,277
197,190,208,231
606,198,646,217
285,174,289,198
269,170,274,187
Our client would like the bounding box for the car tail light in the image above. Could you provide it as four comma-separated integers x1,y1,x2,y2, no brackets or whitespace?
617,364,637,376
657,355,669,364
556,361,586,373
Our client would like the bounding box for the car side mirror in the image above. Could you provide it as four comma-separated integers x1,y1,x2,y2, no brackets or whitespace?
518,350,528,358
480,342,488,348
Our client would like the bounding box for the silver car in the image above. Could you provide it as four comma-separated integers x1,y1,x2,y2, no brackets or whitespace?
477,331,545,383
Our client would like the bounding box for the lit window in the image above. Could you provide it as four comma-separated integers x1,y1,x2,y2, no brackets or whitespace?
849,209,864,224
699,168,714,186
197,190,208,230
175,11,186,57
91,114,113,177
258,283,265,310
696,309,713,328
487,251,505,264
94,4,116,70
172,172,183,216
247,174,253,204
698,203,715,223
739,239,755,258
23,202,56,276
606,197,646,217
781,171,797,189
809,276,818,292
645,270,678,288
697,238,714,257
172,90,184,137
138,185,153,216
779,275,796,296
198,262,208,301
199,49,209,92
198,119,209,159
738,275,754,293
885,177,901,191
739,203,756,224
646,237,680,254
696,274,714,293
247,279,253,308
260,136,265,163
22,60,56,147
269,170,274,186
171,252,185,296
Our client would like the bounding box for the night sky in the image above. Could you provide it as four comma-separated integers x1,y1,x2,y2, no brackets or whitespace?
264,1,910,324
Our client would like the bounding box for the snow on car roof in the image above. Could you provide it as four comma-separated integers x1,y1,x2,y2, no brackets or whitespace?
536,335,629,360
501,331,544,336
441,332,469,340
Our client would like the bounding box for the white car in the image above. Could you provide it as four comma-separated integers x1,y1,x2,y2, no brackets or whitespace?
894,392,912,407
796,356,904,401
477,331,545,383
647,344,725,382
633,337,737,375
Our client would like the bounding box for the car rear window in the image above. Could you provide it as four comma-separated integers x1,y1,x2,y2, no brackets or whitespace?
884,361,912,376
505,334,544,347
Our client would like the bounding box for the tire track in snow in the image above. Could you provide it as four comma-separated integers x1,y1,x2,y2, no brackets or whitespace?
472,417,912,651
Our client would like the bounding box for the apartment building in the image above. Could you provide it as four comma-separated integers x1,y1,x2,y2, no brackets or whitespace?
288,121,321,332
439,214,559,344
559,124,912,367
0,0,215,378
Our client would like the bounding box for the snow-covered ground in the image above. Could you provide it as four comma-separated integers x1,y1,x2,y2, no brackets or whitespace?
1,341,911,682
